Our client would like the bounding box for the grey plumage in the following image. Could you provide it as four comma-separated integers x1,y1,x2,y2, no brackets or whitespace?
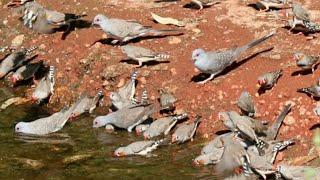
201,132,233,155
69,90,104,119
15,106,75,135
192,32,275,84
193,150,224,165
297,79,320,98
237,91,256,117
159,88,177,111
16,1,84,34
32,66,55,103
215,134,248,174
255,0,291,12
171,115,201,143
257,69,282,90
219,111,268,155
110,70,137,110
0,47,36,79
293,52,320,72
92,14,182,44
114,138,166,156
121,45,170,67
11,60,43,84
143,113,188,139
93,104,155,132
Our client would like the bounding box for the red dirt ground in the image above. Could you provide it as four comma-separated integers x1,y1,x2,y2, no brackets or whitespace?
1,0,320,163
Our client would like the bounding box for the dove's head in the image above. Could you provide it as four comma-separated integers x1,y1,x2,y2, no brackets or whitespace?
114,147,129,157
136,124,149,136
257,76,267,87
92,14,108,26
15,122,31,134
11,73,21,84
193,154,211,166
93,116,109,128
192,49,206,62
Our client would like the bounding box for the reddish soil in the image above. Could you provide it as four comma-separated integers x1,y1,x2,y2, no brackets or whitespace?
1,0,320,163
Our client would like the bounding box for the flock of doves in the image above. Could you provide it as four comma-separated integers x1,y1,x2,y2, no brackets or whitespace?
1,0,320,179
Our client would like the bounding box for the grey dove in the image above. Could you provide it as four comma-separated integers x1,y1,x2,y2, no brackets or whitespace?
293,52,320,72
237,91,256,117
11,60,43,84
194,133,233,165
121,45,170,67
92,14,182,44
15,1,85,34
114,138,166,157
0,47,36,79
110,70,137,110
218,111,268,155
32,66,55,103
189,0,221,11
159,88,177,112
192,32,274,84
15,106,75,135
215,133,248,174
257,69,282,90
143,113,188,139
69,90,104,120
254,0,291,12
297,78,320,98
277,165,320,180
93,103,155,132
171,115,201,143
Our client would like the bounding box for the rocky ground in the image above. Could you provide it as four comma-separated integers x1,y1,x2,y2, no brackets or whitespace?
1,0,320,164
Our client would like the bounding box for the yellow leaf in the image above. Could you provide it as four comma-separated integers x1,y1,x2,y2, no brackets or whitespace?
151,13,185,27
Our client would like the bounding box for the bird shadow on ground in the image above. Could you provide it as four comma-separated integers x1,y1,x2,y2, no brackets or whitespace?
282,26,317,36
296,91,320,101
310,123,320,130
215,130,232,135
247,3,285,11
191,47,274,83
120,59,170,67
59,20,92,40
291,69,315,76
92,33,183,46
12,63,47,88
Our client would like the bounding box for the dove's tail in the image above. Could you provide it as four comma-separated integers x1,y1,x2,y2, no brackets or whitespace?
304,20,320,32
25,46,37,55
48,66,55,83
297,87,312,94
140,89,148,105
130,70,138,83
267,103,291,140
148,29,183,36
272,139,294,152
155,53,170,60
238,31,275,53
256,138,269,156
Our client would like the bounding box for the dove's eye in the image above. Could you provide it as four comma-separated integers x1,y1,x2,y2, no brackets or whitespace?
94,121,98,125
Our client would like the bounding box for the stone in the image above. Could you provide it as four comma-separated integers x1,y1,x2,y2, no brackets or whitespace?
11,35,24,47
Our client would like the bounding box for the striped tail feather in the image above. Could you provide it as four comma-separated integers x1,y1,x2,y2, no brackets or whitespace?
304,20,320,32
173,113,188,121
25,46,37,55
155,53,170,60
130,70,138,82
141,89,148,105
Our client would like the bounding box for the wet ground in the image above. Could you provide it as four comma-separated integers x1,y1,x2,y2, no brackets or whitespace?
0,85,220,179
